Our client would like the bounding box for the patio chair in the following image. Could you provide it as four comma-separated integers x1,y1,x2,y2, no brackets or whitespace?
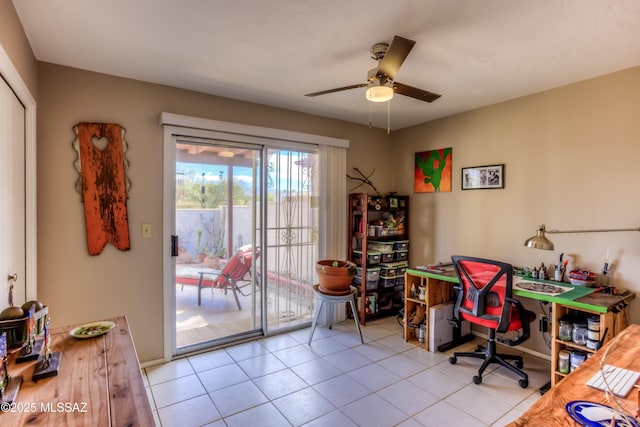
177,245,260,309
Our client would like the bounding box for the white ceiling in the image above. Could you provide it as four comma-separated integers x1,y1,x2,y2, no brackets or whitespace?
13,0,640,130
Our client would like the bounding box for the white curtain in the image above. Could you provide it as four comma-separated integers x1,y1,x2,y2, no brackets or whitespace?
319,144,348,260
318,144,349,323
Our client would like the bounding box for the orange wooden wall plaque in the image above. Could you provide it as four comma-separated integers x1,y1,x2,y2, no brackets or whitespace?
73,123,131,255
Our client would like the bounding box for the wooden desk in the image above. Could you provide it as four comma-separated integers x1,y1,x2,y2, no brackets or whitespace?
509,323,640,426
2,316,154,426
404,269,634,387
509,278,634,386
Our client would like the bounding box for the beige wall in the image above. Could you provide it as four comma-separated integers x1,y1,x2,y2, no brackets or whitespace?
0,0,37,97
5,0,640,360
394,67,640,351
36,62,391,362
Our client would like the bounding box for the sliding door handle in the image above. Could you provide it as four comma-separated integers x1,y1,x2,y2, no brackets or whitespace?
171,235,178,257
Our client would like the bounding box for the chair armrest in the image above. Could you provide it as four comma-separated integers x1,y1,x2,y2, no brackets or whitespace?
451,284,463,321
496,296,531,346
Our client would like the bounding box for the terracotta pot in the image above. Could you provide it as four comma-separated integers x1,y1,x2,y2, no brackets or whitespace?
316,260,356,296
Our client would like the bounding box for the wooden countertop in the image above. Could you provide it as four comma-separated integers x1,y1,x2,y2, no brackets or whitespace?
509,323,640,426
2,316,153,426
406,268,636,312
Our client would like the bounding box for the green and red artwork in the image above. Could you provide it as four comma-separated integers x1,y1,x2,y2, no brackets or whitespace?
414,148,452,192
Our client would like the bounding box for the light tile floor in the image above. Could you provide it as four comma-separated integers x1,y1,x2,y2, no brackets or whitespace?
144,316,549,427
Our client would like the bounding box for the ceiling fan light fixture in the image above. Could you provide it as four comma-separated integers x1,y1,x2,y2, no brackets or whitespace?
365,80,394,102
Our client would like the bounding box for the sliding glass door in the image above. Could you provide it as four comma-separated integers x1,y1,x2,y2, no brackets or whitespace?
174,139,262,352
262,148,318,332
172,139,319,354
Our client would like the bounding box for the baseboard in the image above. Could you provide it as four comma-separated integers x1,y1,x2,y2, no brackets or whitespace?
140,357,171,369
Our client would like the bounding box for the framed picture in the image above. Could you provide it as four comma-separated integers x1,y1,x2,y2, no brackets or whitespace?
461,164,504,190
414,147,452,192
389,197,398,208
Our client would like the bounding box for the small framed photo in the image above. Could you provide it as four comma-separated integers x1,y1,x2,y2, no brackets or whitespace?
461,164,504,190
389,197,398,208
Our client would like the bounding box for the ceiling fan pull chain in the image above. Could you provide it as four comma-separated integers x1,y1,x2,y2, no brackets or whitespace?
369,102,373,128
387,100,391,134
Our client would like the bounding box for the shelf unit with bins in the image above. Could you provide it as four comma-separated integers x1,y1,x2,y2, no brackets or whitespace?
403,269,457,350
348,193,409,325
550,301,630,387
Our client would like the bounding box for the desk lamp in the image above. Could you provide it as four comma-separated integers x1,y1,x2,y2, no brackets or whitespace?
524,224,640,250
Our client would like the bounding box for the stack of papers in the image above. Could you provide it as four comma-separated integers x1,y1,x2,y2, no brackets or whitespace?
416,263,455,274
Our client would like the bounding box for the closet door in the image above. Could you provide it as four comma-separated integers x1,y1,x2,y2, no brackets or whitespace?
0,75,26,308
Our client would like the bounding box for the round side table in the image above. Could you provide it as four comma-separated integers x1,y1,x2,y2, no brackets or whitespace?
308,284,363,345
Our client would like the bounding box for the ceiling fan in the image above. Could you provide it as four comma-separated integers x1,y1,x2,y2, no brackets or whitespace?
305,35,441,103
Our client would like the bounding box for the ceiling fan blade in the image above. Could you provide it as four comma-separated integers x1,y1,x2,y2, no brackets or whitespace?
393,82,442,103
305,83,367,97
376,36,415,80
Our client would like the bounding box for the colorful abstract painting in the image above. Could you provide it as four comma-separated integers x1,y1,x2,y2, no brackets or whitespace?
414,148,452,192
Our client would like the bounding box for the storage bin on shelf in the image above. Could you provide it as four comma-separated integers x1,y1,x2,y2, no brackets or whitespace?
379,276,397,288
352,249,381,266
367,241,394,253
379,261,408,277
373,226,398,237
353,275,380,290
379,263,397,277
397,264,408,275
393,240,409,251
380,252,395,263
356,266,380,282
395,250,408,262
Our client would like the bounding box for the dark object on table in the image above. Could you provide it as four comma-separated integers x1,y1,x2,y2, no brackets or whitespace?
15,339,42,363
32,352,61,382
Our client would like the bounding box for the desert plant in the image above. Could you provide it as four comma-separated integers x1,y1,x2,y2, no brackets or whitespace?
195,229,204,255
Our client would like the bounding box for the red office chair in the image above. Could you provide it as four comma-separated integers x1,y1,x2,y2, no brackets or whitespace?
449,256,536,388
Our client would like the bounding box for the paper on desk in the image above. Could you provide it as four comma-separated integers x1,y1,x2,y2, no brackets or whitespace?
512,278,574,295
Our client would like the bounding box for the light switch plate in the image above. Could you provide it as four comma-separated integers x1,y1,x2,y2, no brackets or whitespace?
142,223,152,238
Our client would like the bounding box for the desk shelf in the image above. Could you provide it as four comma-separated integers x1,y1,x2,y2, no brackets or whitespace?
550,302,630,387
403,270,456,351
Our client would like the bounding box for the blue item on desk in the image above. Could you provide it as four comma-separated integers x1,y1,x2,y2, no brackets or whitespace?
566,400,640,427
